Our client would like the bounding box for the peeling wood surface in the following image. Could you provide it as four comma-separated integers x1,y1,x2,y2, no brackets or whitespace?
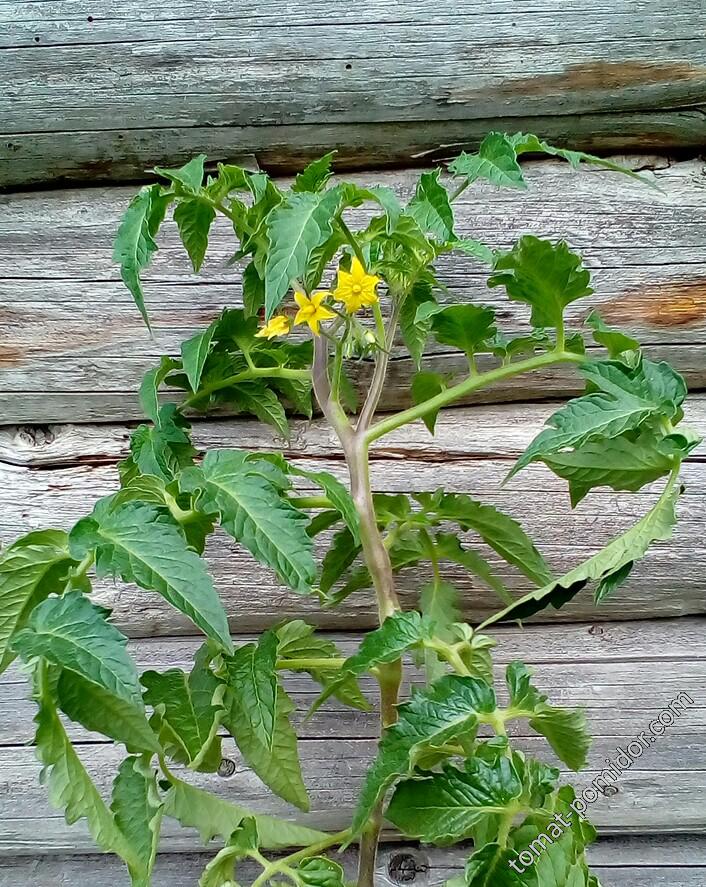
1,0,705,185
0,400,704,632
0,620,704,856
2,158,706,423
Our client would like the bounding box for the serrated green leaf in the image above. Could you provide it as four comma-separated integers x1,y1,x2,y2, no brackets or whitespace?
198,817,258,887
114,184,171,329
419,303,497,359
419,492,552,587
139,356,181,424
162,774,328,849
480,471,680,627
142,648,224,772
320,527,361,594
57,670,160,754
130,404,197,482
292,152,337,193
585,310,639,357
453,238,496,265
111,756,164,887
264,189,342,317
223,632,278,751
181,322,218,395
290,467,360,544
154,154,206,193
387,757,523,843
399,279,436,370
12,591,142,705
407,169,455,241
351,674,497,836
488,235,593,331
232,381,290,439
411,371,447,434
506,662,590,770
449,133,526,190
69,502,232,650
346,611,433,677
435,533,511,606
242,262,266,317
192,450,316,593
174,199,216,272
0,529,75,675
461,842,533,887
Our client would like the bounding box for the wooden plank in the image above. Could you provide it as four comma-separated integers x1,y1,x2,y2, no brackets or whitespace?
0,400,704,631
1,158,706,422
1,1,705,185
2,837,706,887
0,619,705,854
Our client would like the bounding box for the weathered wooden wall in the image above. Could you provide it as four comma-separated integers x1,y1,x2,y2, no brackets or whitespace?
2,1,705,884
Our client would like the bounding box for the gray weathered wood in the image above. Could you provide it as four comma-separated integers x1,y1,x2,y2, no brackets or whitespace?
1,1,705,185
0,619,704,855
0,400,704,631
2,837,706,886
1,158,706,423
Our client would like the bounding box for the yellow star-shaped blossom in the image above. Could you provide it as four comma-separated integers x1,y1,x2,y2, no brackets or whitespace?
255,315,291,339
333,256,380,314
293,291,335,336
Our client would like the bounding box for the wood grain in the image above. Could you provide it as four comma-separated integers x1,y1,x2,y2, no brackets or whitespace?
1,1,705,185
1,158,705,423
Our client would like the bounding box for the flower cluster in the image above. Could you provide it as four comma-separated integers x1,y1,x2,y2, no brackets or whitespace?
256,257,380,338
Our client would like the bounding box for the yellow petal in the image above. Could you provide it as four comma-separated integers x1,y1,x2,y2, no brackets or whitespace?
293,307,310,327
311,290,332,308
294,291,310,309
350,256,366,280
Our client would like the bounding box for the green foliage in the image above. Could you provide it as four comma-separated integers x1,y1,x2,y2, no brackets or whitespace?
4,134,694,886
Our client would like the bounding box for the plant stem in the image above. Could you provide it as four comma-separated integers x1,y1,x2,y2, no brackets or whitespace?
288,495,334,510
337,217,367,267
180,366,311,410
251,830,351,887
365,349,586,444
276,657,346,671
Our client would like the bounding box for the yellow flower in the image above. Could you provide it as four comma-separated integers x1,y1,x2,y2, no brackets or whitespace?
333,256,380,314
255,314,291,339
293,291,335,335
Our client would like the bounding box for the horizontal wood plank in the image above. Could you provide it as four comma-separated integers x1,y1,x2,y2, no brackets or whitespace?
1,158,706,423
0,620,704,855
1,1,705,185
2,837,706,886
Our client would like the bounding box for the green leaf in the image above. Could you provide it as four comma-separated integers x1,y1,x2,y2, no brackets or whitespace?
542,432,677,507
585,310,639,357
419,303,497,359
453,238,496,265
344,611,433,677
223,632,278,752
387,757,523,843
154,154,206,193
292,152,336,193
242,262,266,317
411,371,447,434
419,492,552,587
162,774,328,849
435,533,511,606
12,591,142,705
174,199,216,272
506,662,590,770
351,674,497,836
142,648,224,772
57,670,161,755
34,673,139,871
190,450,316,593
488,236,593,331
320,527,361,594
111,756,163,887
461,842,533,886
130,404,197,482
399,279,436,370
264,189,342,317
139,356,181,424
480,473,681,627
0,529,75,675
198,817,258,887
407,169,455,241
181,322,218,394
295,856,347,887
290,468,360,544
114,185,171,329
232,381,290,439
449,133,526,190
69,502,232,650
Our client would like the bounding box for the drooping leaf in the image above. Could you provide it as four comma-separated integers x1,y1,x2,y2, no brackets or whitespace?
292,152,336,193
130,404,197,482
69,501,232,650
435,533,512,606
488,236,593,331
399,279,436,369
198,817,259,887
111,755,164,887
351,674,498,836
222,632,278,752
142,648,224,772
139,356,181,425
585,310,639,358
449,133,526,190
231,381,290,439
506,662,590,770
174,199,216,272
114,184,171,329
162,774,328,849
407,169,455,242
154,154,206,193
264,188,342,317
187,450,316,593
0,529,75,674
480,474,680,627
181,321,218,393
320,527,361,594
290,467,360,544
387,757,523,843
12,591,142,705
411,371,447,434
453,238,496,265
